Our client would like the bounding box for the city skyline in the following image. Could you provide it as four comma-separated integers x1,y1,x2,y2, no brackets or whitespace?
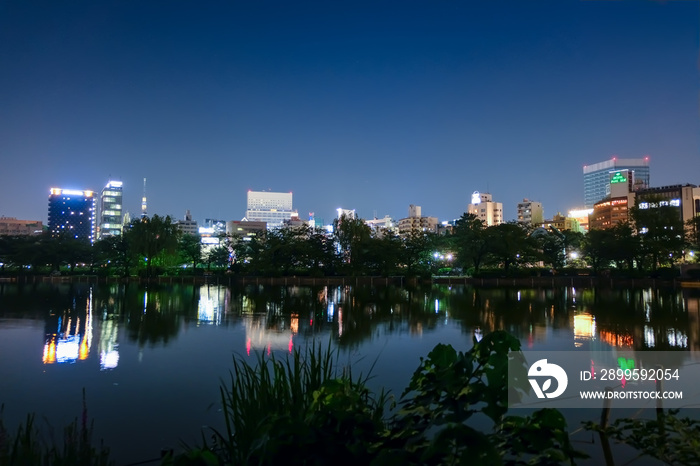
1,1,698,225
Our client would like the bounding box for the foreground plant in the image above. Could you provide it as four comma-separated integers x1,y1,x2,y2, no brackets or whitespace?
586,409,700,466
0,389,113,466
165,341,388,465
377,332,585,465
169,331,586,465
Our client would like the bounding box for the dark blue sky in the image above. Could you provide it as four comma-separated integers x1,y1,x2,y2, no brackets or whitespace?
1,0,698,226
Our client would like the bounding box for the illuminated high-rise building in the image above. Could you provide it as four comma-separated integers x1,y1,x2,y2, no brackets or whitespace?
583,157,650,208
47,188,96,242
245,191,293,228
98,181,123,239
467,191,503,226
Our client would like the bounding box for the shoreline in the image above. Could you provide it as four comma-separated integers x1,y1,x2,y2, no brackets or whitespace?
1,274,697,289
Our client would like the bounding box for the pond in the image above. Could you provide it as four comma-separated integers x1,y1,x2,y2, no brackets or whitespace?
0,281,698,465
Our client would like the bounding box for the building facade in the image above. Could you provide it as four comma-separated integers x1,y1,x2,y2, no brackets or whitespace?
517,199,543,225
203,219,227,236
467,192,503,226
398,205,438,236
365,215,396,235
246,191,294,228
635,184,698,226
0,217,43,236
176,210,199,236
589,170,637,230
589,197,634,230
540,213,583,233
98,181,123,239
47,188,96,242
583,157,649,208
226,220,267,240
568,208,593,232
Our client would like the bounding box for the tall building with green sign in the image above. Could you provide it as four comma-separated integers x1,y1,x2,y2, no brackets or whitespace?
583,157,650,208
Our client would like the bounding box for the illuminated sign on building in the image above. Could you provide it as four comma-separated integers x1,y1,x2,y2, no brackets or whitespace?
471,191,481,205
50,188,93,197
610,171,627,184
596,200,628,208
639,199,681,210
569,209,593,217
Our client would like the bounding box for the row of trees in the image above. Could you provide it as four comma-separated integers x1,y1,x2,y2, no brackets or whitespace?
0,215,194,277
1,206,699,278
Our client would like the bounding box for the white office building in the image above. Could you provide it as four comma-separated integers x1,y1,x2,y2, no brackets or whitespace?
98,181,123,239
246,191,294,229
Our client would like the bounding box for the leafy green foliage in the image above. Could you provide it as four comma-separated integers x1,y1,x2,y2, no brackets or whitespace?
179,234,203,270
685,216,700,255
2,205,694,278
451,213,489,275
95,234,137,276
485,223,537,273
380,331,584,465
204,244,231,270
127,215,181,277
585,409,700,465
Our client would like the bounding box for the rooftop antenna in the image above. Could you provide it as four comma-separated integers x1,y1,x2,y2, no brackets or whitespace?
141,178,148,218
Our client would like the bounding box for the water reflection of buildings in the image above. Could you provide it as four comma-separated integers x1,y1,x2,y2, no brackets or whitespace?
470,286,697,352
573,313,596,348
687,290,700,352
43,288,94,365
638,288,689,350
41,286,122,370
35,284,700,368
98,318,119,370
240,284,393,353
237,285,307,354
598,329,634,348
571,288,696,351
245,317,296,355
96,285,124,370
197,285,230,325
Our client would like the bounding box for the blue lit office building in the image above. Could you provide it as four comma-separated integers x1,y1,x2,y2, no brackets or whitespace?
583,157,650,208
48,188,96,242
98,181,123,239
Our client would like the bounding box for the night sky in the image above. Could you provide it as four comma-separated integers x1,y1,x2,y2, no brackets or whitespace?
1,1,698,226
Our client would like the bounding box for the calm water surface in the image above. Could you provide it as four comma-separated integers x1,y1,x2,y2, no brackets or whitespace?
0,282,698,465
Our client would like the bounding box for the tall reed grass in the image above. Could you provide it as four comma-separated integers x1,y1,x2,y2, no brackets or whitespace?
0,389,113,466
180,341,389,465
